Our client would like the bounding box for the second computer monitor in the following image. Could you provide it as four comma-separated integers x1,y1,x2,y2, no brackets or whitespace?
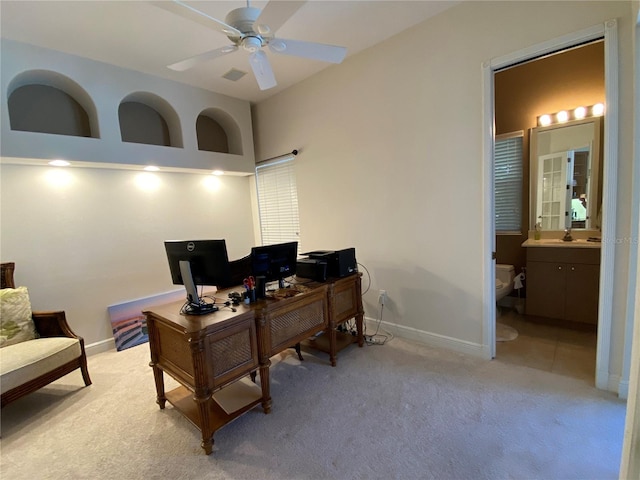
251,241,298,288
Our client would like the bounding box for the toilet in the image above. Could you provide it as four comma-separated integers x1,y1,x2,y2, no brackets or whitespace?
495,263,519,340
495,264,515,302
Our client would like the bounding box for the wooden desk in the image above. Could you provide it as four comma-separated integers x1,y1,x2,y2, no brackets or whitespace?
144,273,363,454
144,300,267,455
298,274,364,365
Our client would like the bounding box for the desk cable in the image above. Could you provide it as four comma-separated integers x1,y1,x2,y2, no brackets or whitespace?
357,261,392,345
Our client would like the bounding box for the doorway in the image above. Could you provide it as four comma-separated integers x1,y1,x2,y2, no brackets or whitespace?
482,20,619,391
494,41,603,383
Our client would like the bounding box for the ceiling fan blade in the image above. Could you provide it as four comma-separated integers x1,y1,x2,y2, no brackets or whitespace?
253,0,306,36
167,45,238,71
269,38,347,64
151,1,242,37
249,50,277,90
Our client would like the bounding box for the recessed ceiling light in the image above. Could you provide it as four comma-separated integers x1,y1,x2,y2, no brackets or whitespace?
48,159,70,167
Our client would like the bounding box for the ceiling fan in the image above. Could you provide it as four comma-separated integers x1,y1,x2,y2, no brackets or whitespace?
154,0,347,90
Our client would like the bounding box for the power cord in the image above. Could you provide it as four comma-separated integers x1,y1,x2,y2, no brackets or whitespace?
358,262,371,296
179,293,241,315
180,297,218,315
364,302,393,346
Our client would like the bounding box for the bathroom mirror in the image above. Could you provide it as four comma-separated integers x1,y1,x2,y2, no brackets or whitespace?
529,116,602,231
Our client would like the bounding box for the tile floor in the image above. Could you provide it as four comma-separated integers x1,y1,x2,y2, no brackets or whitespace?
495,309,597,385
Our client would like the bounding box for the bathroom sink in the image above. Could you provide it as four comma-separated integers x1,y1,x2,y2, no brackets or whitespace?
521,238,601,248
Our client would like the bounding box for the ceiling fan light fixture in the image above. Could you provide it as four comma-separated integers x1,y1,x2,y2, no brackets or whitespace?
242,36,263,53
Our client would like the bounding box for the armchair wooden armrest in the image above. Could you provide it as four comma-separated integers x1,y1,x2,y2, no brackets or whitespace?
31,310,80,339
30,310,93,388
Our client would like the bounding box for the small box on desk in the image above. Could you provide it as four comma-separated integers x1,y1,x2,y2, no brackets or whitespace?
301,248,357,278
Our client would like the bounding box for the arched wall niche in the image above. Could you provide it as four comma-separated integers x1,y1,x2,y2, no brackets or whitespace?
7,69,99,138
118,92,183,148
197,108,243,155
196,115,229,153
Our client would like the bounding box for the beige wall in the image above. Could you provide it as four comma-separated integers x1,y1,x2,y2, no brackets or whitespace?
252,0,635,374
0,165,255,347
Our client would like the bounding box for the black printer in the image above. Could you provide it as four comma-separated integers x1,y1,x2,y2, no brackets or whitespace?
299,248,357,279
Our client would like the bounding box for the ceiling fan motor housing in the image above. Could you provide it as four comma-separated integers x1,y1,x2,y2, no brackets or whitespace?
225,7,262,36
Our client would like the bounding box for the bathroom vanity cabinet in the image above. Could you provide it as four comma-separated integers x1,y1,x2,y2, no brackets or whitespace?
525,246,600,324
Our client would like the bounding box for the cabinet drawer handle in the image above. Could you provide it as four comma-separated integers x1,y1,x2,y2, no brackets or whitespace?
571,266,575,271
558,266,562,270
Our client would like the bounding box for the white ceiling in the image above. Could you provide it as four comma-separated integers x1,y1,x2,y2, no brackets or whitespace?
0,1,458,103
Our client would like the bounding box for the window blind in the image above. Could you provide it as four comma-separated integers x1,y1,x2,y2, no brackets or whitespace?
495,132,524,233
255,156,301,249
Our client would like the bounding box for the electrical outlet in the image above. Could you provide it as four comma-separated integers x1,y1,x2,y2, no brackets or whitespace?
378,289,387,305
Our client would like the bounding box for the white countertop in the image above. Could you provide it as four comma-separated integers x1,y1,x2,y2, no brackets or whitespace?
522,238,602,248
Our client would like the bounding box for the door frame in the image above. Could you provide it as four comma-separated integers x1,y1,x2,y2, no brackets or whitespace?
481,20,619,391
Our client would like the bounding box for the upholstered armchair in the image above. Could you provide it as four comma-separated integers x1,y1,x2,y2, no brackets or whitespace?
0,262,91,407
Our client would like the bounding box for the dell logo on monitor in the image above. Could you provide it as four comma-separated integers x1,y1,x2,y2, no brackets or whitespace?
187,242,196,252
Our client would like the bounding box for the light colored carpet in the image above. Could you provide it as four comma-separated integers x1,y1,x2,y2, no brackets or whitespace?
0,336,626,480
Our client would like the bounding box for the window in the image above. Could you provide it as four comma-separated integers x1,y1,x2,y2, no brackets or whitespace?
494,131,524,233
255,155,301,248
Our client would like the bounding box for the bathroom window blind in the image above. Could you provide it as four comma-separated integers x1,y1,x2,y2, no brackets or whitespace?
494,131,524,233
255,155,301,249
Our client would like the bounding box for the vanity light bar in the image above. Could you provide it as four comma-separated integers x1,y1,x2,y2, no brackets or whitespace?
537,103,604,127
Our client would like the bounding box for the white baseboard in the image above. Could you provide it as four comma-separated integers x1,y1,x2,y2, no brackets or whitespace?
85,338,116,356
618,378,629,399
595,367,621,395
364,317,487,358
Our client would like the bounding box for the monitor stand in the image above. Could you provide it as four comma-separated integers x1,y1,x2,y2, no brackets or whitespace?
179,260,218,315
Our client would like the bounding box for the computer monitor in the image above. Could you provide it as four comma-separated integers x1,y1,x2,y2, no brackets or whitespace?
251,241,298,289
164,240,232,315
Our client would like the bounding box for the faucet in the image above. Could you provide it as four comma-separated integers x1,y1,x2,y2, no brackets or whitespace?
562,228,573,242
